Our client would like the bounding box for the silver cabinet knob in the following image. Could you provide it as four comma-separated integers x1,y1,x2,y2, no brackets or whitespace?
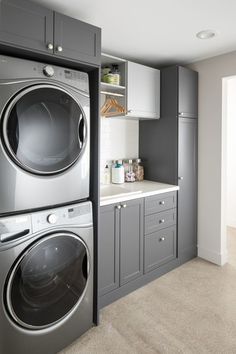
160,237,165,241
159,219,165,224
116,205,121,210
56,46,63,52
122,204,127,208
178,176,184,180
159,201,165,205
47,214,58,224
47,43,53,50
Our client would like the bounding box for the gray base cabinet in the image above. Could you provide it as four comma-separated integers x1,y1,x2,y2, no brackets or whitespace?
99,192,177,308
98,198,143,297
0,0,101,65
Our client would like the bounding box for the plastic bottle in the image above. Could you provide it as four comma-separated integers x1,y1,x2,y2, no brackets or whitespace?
133,158,144,181
112,160,125,184
125,159,136,182
103,164,111,185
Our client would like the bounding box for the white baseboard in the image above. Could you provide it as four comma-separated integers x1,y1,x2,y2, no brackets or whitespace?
198,246,228,266
227,219,236,228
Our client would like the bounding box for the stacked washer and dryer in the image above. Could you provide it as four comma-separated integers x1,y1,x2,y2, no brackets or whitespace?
0,55,94,354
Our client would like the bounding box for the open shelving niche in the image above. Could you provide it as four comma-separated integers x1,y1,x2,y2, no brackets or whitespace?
101,53,127,118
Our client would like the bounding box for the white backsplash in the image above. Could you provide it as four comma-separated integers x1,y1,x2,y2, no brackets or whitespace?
100,118,139,181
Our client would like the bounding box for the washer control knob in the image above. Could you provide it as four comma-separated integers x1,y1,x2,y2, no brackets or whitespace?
43,65,54,77
47,214,58,224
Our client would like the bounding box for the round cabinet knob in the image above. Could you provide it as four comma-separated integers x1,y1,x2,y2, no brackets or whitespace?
43,65,54,77
116,205,121,210
47,43,54,50
159,219,165,224
160,237,165,242
122,204,127,208
159,201,165,205
47,214,58,224
56,46,63,52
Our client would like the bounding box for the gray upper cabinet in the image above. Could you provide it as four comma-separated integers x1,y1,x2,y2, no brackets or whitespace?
98,204,119,296
0,0,53,53
0,0,101,65
54,13,101,65
126,61,160,119
120,199,144,285
178,66,198,118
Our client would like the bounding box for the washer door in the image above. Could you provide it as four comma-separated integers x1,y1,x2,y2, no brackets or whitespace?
2,85,87,175
5,233,89,330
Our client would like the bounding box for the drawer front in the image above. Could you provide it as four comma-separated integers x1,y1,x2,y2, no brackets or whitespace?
145,209,176,235
144,226,176,273
145,192,176,216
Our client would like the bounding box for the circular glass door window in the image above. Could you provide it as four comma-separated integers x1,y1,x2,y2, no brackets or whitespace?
5,233,89,329
2,85,87,175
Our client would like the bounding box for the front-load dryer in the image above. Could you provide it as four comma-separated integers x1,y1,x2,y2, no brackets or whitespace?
0,55,90,215
0,201,93,354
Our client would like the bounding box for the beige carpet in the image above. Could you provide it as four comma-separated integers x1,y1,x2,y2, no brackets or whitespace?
60,229,236,354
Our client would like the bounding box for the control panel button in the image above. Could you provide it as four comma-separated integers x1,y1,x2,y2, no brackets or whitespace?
43,65,54,77
47,214,58,224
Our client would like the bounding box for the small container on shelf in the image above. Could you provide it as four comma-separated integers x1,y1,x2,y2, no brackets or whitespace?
112,160,125,184
125,159,135,183
133,158,144,181
103,164,111,185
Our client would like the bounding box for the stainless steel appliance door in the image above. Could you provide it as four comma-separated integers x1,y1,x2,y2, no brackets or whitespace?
5,232,90,330
2,84,87,175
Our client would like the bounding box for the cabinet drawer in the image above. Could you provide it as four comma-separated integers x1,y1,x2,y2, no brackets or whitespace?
145,209,176,235
145,192,176,216
144,226,176,273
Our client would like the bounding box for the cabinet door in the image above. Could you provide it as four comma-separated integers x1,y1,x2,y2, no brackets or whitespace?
178,66,198,118
126,61,160,119
0,0,53,53
54,13,101,65
178,118,197,259
98,204,119,296
120,199,144,285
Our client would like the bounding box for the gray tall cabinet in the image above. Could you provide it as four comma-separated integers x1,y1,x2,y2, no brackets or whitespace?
139,66,198,263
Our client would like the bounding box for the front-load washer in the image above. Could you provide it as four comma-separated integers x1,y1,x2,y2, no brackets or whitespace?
0,201,93,354
0,55,90,215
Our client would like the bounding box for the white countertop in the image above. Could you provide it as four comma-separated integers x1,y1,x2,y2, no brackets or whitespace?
100,180,179,206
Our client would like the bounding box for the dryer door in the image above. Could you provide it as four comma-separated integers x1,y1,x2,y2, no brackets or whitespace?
2,84,88,175
5,232,90,329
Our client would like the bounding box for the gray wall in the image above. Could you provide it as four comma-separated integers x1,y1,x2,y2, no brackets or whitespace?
188,50,236,265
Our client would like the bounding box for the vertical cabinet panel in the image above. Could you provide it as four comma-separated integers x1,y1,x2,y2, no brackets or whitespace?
178,118,197,257
126,61,160,119
98,204,119,296
120,199,144,285
178,66,198,118
0,0,53,53
54,13,101,65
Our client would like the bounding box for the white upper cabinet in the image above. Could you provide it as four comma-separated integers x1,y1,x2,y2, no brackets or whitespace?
126,61,160,119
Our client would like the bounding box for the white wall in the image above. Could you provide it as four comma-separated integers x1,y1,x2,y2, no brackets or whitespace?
188,50,236,265
100,118,139,181
226,78,236,228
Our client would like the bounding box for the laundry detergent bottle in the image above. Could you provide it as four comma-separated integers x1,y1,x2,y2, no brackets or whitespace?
112,160,125,184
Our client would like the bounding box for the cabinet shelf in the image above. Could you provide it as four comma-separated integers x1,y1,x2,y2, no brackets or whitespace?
101,82,126,91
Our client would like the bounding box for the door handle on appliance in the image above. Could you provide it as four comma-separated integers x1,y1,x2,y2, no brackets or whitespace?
78,114,86,149
0,229,30,243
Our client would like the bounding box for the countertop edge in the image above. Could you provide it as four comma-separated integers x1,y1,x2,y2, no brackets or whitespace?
100,186,179,206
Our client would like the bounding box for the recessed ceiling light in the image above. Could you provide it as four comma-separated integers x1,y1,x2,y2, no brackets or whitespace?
196,30,217,39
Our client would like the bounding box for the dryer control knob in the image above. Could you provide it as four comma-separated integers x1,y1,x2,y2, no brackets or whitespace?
47,214,58,224
43,65,54,77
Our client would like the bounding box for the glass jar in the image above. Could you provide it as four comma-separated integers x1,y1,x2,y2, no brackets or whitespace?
133,158,144,181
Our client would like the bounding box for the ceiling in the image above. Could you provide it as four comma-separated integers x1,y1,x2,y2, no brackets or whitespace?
33,0,236,67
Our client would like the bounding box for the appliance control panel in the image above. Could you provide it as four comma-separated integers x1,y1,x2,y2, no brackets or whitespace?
32,201,93,233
